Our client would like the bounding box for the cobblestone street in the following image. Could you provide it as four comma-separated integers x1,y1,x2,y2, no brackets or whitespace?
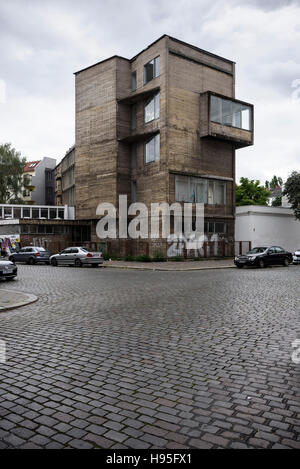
0,264,299,449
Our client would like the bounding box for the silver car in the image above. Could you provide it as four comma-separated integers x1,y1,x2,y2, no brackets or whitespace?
292,249,300,265
50,247,103,267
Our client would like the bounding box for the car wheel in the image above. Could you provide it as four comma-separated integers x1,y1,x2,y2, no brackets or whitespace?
28,257,36,265
236,265,244,269
283,258,289,267
258,259,265,268
75,259,82,267
6,277,15,281
8,256,15,263
92,264,98,268
51,258,58,266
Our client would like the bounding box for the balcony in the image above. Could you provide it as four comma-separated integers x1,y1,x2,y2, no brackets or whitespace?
200,92,254,148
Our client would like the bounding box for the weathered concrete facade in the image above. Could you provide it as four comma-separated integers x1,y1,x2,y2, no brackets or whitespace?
74,35,254,257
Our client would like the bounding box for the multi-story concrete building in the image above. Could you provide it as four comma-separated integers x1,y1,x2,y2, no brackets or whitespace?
23,157,56,205
54,146,75,207
74,35,254,257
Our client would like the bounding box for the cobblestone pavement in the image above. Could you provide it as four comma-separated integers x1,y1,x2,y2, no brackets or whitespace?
104,259,234,271
0,264,299,449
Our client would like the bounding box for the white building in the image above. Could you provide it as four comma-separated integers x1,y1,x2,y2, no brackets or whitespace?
235,205,300,253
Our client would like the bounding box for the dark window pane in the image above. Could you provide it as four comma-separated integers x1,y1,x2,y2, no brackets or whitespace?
131,71,136,91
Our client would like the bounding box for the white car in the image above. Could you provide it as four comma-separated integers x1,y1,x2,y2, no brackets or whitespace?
50,247,103,267
0,259,18,280
292,249,300,265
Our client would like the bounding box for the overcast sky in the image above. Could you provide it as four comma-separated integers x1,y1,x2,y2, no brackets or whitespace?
0,0,299,183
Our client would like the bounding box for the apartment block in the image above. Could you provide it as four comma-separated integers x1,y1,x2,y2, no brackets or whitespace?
23,157,56,205
74,35,254,257
54,146,75,207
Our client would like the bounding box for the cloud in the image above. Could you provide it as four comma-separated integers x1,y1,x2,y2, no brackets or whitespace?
0,0,299,185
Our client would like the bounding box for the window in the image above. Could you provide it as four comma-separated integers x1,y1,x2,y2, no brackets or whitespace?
175,175,226,205
131,181,137,203
131,104,137,130
131,71,136,91
144,92,160,123
205,222,227,234
144,56,160,84
131,143,137,169
210,95,252,131
145,134,160,163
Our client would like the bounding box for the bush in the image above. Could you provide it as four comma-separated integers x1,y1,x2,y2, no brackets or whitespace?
102,252,110,261
135,255,152,262
124,255,134,261
169,255,185,262
152,250,166,262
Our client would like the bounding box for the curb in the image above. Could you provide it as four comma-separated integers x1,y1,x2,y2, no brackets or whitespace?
0,290,38,312
103,264,235,272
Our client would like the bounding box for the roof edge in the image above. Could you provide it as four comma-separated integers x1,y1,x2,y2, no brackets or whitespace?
74,55,129,76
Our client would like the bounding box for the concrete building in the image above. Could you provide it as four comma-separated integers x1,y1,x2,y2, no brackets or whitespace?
54,146,75,206
0,203,90,254
235,205,300,253
23,158,56,205
74,35,254,257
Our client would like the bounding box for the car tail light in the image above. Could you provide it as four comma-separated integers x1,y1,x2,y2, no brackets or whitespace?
36,252,40,257
86,252,93,257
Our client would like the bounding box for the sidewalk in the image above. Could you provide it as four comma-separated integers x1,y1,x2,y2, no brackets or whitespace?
0,289,38,311
103,258,235,271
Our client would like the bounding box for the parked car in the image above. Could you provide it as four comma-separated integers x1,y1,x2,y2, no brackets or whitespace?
9,246,51,265
234,246,293,268
0,259,18,280
292,249,300,265
50,247,103,267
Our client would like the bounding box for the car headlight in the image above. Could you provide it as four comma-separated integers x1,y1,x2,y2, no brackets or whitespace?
248,256,256,261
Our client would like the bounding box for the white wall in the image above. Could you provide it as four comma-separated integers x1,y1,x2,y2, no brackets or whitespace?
235,205,300,253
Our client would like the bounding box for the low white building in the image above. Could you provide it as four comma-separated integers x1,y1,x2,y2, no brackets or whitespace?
235,205,300,253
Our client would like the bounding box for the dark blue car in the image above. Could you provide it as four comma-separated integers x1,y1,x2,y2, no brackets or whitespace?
9,246,51,265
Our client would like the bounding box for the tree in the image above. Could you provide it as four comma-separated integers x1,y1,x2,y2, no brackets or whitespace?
265,175,283,190
283,171,300,220
236,177,270,206
0,143,27,204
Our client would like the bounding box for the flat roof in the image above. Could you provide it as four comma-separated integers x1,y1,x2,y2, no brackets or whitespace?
74,34,234,76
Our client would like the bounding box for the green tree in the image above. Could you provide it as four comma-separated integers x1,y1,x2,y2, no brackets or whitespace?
265,175,283,190
283,171,300,220
0,143,27,204
236,177,270,206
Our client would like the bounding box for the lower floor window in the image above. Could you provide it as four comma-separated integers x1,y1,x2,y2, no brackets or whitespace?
175,175,226,205
145,134,160,163
205,221,227,234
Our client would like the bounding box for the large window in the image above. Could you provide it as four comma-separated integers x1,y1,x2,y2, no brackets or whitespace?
131,71,136,91
144,92,160,123
210,95,252,131
175,175,226,205
145,134,160,163
144,56,160,84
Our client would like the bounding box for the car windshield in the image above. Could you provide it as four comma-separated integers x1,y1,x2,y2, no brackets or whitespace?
36,247,46,251
247,247,268,254
80,248,88,252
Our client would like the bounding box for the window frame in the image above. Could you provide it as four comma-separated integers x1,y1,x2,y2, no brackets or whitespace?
144,56,160,85
144,134,160,164
144,92,160,124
